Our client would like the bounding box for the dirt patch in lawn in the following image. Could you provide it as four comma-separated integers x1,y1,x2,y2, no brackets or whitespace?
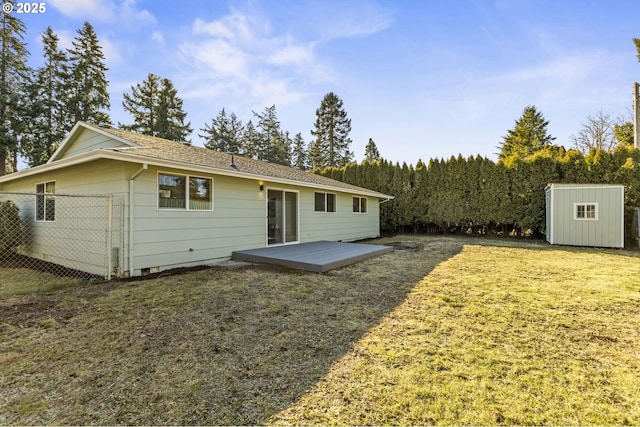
0,237,464,425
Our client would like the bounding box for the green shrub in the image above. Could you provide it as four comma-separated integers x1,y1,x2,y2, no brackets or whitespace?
0,200,22,252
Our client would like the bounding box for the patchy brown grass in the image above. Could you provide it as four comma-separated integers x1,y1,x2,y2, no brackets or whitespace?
0,237,462,425
3,236,640,425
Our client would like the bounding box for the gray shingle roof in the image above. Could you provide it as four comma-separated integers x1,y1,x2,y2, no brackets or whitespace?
88,123,391,198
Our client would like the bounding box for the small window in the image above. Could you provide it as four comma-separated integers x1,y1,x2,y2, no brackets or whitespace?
314,192,336,213
36,181,55,221
353,196,367,213
159,173,212,210
574,203,597,220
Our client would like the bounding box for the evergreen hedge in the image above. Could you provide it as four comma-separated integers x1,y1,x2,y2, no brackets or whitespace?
315,145,640,245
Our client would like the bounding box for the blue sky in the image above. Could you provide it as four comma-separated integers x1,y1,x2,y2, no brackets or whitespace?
18,0,640,164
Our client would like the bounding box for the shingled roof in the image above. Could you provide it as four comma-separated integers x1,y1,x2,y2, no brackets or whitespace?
85,123,391,199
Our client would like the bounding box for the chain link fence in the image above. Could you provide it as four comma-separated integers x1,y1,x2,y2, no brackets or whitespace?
0,191,123,280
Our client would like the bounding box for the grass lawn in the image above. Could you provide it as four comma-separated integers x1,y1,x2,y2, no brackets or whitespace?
1,236,640,425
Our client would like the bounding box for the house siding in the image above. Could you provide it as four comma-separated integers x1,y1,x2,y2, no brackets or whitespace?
546,184,624,248
128,165,381,275
0,159,130,276
55,128,127,160
1,124,388,278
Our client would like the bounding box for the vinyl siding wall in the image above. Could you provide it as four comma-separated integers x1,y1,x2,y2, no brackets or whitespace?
2,160,382,277
128,165,381,275
55,128,126,159
546,184,624,248
0,160,129,276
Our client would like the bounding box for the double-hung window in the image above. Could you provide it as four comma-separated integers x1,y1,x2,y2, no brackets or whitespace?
574,203,597,220
36,181,55,221
353,196,367,213
314,192,336,212
158,173,212,210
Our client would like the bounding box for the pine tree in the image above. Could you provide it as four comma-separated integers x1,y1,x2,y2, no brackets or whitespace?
241,120,261,159
0,6,29,175
20,27,69,166
120,72,160,134
291,132,309,170
499,105,555,161
120,74,192,143
253,105,285,163
67,22,111,126
364,137,381,162
310,92,353,168
199,108,244,153
271,131,292,166
155,77,192,142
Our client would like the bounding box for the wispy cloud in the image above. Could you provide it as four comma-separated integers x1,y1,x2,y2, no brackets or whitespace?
49,0,116,21
49,0,156,28
177,10,332,107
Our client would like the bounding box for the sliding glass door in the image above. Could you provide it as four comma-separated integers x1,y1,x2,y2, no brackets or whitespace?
267,189,298,245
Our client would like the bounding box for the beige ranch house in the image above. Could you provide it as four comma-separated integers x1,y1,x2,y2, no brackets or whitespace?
0,122,392,277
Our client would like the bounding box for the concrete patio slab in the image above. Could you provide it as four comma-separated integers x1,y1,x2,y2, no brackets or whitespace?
232,241,393,273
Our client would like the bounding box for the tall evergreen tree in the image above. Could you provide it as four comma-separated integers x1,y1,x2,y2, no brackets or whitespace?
364,137,381,162
0,6,29,175
253,105,289,163
20,27,69,166
67,22,111,126
155,77,192,142
310,92,353,168
241,120,261,159
199,108,244,153
120,72,160,134
120,73,192,143
268,130,291,166
291,132,309,170
499,105,555,161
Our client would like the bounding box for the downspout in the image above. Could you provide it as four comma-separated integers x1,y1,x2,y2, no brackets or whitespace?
129,163,148,277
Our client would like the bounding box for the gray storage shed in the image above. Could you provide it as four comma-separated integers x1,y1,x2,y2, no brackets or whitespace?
545,183,624,248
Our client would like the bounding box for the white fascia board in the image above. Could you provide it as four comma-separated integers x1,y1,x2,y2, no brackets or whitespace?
3,149,393,199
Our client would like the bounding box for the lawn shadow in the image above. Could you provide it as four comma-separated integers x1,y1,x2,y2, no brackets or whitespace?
0,237,464,426
174,238,465,425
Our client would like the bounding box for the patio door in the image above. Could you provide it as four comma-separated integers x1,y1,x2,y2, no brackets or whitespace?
267,189,298,245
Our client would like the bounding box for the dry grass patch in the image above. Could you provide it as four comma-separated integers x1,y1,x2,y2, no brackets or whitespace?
270,239,640,425
0,237,462,425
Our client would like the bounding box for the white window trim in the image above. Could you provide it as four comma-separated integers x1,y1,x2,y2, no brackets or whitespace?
157,172,214,211
35,180,56,222
573,202,598,221
352,196,368,214
314,191,336,213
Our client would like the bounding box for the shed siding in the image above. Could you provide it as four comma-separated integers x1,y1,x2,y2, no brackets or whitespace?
546,184,624,248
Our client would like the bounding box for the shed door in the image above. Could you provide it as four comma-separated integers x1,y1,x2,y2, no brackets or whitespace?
267,189,298,245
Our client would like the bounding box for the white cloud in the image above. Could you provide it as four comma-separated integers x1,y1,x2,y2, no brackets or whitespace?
49,0,156,27
177,10,333,109
179,39,249,78
192,14,252,41
151,31,164,44
118,0,157,27
48,0,116,21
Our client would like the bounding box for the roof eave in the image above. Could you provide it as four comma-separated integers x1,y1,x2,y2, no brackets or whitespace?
2,149,393,199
